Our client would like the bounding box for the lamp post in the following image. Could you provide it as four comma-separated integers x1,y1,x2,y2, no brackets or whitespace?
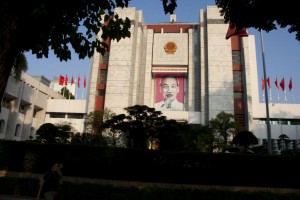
260,29,272,154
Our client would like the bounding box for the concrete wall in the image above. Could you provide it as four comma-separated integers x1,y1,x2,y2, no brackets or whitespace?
0,72,87,140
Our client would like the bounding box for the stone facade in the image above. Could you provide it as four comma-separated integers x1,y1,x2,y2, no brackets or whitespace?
85,5,300,145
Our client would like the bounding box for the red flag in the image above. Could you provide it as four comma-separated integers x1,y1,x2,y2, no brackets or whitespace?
262,78,265,90
84,74,87,88
280,77,285,91
267,77,270,88
71,75,74,85
77,75,80,88
225,24,248,40
59,75,65,86
65,75,68,85
288,78,293,91
275,76,279,90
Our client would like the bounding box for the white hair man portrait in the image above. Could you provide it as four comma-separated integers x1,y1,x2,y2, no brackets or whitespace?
154,75,184,111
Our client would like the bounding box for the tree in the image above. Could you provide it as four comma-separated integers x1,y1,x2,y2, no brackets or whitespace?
102,105,167,149
101,108,125,147
163,0,300,41
232,130,258,153
156,119,185,151
12,52,28,80
209,111,237,147
35,123,70,144
215,0,300,41
84,109,117,145
60,87,75,99
71,132,105,146
189,124,217,153
85,110,105,134
0,0,132,110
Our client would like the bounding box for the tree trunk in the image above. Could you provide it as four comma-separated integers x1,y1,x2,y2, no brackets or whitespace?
0,15,20,112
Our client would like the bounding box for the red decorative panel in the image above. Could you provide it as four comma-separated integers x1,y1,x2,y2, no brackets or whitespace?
234,85,243,92
97,84,105,90
234,99,244,114
232,64,242,71
95,96,104,111
147,24,197,33
231,36,241,50
99,64,108,69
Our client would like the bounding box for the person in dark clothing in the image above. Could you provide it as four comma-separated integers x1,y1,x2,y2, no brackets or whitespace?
36,161,63,200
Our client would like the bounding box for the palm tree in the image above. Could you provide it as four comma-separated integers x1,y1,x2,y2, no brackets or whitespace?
12,52,28,80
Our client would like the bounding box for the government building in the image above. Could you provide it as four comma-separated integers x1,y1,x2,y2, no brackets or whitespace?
87,6,255,130
1,6,300,150
86,6,300,148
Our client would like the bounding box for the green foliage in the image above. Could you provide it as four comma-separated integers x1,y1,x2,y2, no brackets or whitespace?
2,140,300,189
12,52,28,80
71,132,106,146
188,124,217,153
55,122,74,133
23,151,37,172
162,0,177,14
60,87,75,99
215,0,300,41
0,0,131,108
209,111,238,147
103,105,168,149
85,110,104,134
35,123,70,144
232,130,258,153
233,130,258,147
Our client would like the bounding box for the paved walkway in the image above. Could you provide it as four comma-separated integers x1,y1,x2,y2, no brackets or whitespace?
1,170,300,199
0,195,34,200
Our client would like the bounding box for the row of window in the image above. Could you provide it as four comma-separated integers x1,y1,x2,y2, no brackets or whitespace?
49,112,85,119
256,118,300,125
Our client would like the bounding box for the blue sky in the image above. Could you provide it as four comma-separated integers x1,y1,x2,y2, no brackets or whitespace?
25,0,300,103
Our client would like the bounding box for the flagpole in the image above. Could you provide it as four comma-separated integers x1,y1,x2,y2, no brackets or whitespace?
276,88,279,103
260,29,272,154
284,90,287,103
262,77,265,102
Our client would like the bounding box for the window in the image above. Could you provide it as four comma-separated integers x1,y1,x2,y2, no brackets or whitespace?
99,70,107,84
30,127,35,139
233,71,242,84
255,118,297,125
0,119,5,134
232,51,241,65
19,104,28,114
2,97,11,109
234,93,242,99
15,124,21,137
67,113,84,119
97,89,105,96
49,112,66,118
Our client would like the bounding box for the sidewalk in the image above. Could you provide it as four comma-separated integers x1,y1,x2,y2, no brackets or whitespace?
0,195,34,200
1,170,300,198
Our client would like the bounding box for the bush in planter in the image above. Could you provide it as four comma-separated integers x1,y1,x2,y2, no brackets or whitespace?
23,151,37,172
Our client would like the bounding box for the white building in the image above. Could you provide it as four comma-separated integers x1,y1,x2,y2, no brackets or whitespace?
0,73,86,140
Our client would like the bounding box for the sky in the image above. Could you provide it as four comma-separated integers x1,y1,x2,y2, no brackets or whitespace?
25,0,300,103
